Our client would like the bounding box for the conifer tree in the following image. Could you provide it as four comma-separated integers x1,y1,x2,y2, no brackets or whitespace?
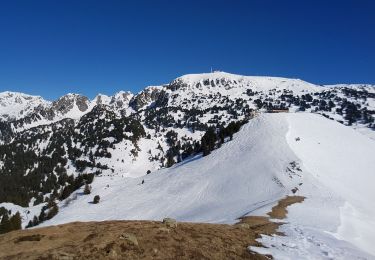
0,213,10,234
46,202,58,220
9,212,22,231
93,195,100,204
83,183,91,195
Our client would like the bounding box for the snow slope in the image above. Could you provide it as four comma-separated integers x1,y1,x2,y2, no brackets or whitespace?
285,114,375,256
251,114,375,259
0,91,49,120
41,113,375,259
43,114,300,224
176,72,322,93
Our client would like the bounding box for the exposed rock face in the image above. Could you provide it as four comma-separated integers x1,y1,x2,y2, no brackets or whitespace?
94,94,109,105
52,94,90,114
110,91,133,109
129,87,165,110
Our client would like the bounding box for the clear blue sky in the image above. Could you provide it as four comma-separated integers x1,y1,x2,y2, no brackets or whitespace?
0,0,374,100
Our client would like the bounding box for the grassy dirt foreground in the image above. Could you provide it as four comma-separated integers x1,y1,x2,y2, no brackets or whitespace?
0,196,304,260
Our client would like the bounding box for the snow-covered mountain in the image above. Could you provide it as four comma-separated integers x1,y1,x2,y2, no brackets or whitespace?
38,113,374,258
0,72,374,258
1,72,374,130
0,91,50,120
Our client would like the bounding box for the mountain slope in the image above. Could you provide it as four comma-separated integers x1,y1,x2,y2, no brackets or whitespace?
0,72,374,255
38,113,375,258
41,114,300,225
0,91,50,120
283,113,375,257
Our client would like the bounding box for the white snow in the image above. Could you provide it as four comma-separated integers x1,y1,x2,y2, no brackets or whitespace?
39,113,375,259
0,91,50,120
0,202,45,228
284,113,375,256
42,114,299,226
250,113,375,259
2,73,375,259
176,71,322,93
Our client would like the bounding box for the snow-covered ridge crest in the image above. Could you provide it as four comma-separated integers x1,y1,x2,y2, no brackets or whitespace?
173,71,323,93
0,91,50,120
1,71,374,127
0,90,135,122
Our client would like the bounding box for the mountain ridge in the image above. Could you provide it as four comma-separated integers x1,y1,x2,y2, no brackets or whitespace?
0,71,374,242
1,71,374,122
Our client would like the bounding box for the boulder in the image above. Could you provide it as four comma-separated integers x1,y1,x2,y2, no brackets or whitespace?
238,223,250,229
163,218,177,228
119,233,138,246
157,227,170,233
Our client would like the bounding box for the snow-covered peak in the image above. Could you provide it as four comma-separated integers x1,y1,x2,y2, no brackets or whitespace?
113,90,133,97
52,93,90,112
129,86,164,110
175,71,246,83
0,91,50,120
173,71,322,93
105,91,133,111
46,93,93,121
93,93,111,105
112,90,133,102
1,72,373,124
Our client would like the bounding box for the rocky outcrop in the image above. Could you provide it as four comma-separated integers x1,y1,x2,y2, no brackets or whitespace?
129,87,166,110
51,94,90,114
110,91,133,109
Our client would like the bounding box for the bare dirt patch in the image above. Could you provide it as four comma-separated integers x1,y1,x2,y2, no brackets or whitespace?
267,195,305,219
0,196,304,260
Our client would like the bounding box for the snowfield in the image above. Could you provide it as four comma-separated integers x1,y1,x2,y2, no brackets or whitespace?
38,112,375,259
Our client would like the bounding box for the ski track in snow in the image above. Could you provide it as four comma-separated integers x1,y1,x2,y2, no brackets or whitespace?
35,113,375,259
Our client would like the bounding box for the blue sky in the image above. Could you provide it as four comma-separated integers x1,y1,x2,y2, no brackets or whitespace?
0,0,374,100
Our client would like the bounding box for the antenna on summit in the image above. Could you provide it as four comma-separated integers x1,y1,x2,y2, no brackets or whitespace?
210,66,213,73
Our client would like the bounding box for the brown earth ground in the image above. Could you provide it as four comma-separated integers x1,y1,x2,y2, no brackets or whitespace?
0,196,304,260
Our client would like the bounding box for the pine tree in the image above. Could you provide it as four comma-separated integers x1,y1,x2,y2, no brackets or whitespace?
9,212,22,231
26,220,33,228
166,153,175,168
46,203,58,220
0,212,22,234
32,215,39,226
93,195,100,204
0,213,10,234
83,183,91,195
202,139,210,156
38,208,46,222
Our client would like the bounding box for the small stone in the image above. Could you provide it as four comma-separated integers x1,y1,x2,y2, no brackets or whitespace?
163,218,177,228
238,223,250,229
109,249,118,258
52,252,74,260
119,233,138,246
291,187,298,194
158,227,170,233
